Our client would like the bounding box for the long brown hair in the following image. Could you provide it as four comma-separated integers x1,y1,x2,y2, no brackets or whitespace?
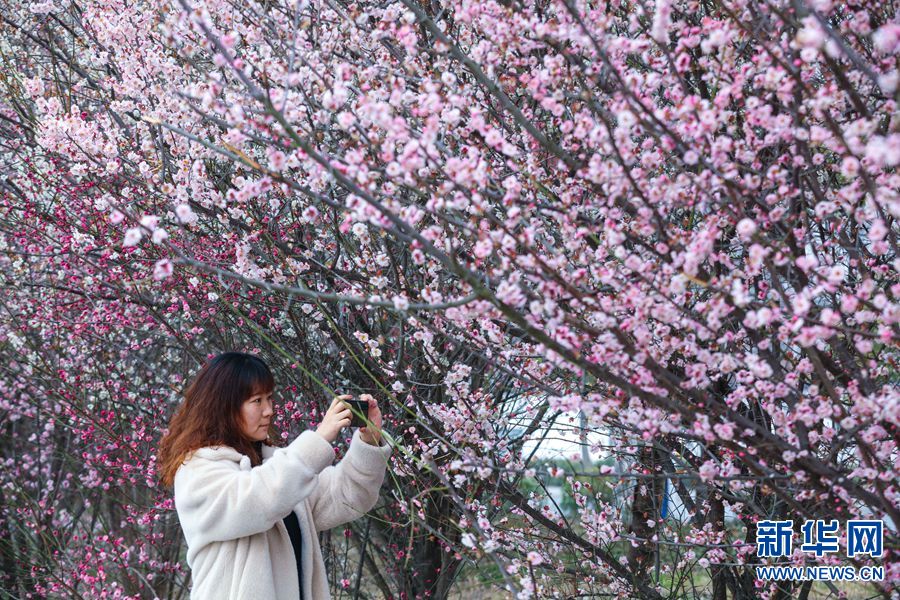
157,352,283,488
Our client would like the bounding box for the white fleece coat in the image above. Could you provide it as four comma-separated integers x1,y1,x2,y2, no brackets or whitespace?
174,428,392,600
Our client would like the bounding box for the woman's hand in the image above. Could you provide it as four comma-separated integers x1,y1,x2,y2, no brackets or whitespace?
315,395,352,443
357,394,383,446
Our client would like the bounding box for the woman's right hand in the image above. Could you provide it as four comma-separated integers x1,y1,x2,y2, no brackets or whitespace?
315,395,352,443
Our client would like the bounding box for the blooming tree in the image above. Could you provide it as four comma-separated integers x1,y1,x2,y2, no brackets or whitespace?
0,0,897,598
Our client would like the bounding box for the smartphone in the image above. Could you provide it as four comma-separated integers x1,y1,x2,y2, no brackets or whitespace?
343,399,369,428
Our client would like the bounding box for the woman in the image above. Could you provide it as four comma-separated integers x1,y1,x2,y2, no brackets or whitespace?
157,352,392,600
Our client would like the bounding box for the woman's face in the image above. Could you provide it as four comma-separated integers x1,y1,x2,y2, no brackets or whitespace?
240,389,274,441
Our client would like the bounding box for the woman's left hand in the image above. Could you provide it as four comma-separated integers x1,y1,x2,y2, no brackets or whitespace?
358,394,383,446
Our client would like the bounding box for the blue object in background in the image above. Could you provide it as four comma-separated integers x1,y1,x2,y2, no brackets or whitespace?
660,478,669,520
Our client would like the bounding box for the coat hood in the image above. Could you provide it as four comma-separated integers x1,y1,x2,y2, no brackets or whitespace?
185,443,279,471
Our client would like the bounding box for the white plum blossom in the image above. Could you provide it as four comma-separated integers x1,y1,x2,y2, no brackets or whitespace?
795,16,826,49
872,23,900,55
151,229,168,244
698,460,719,482
152,259,173,280
122,228,142,247
736,218,756,241
651,0,672,43
392,295,410,311
175,203,197,224
139,215,159,231
496,275,526,308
